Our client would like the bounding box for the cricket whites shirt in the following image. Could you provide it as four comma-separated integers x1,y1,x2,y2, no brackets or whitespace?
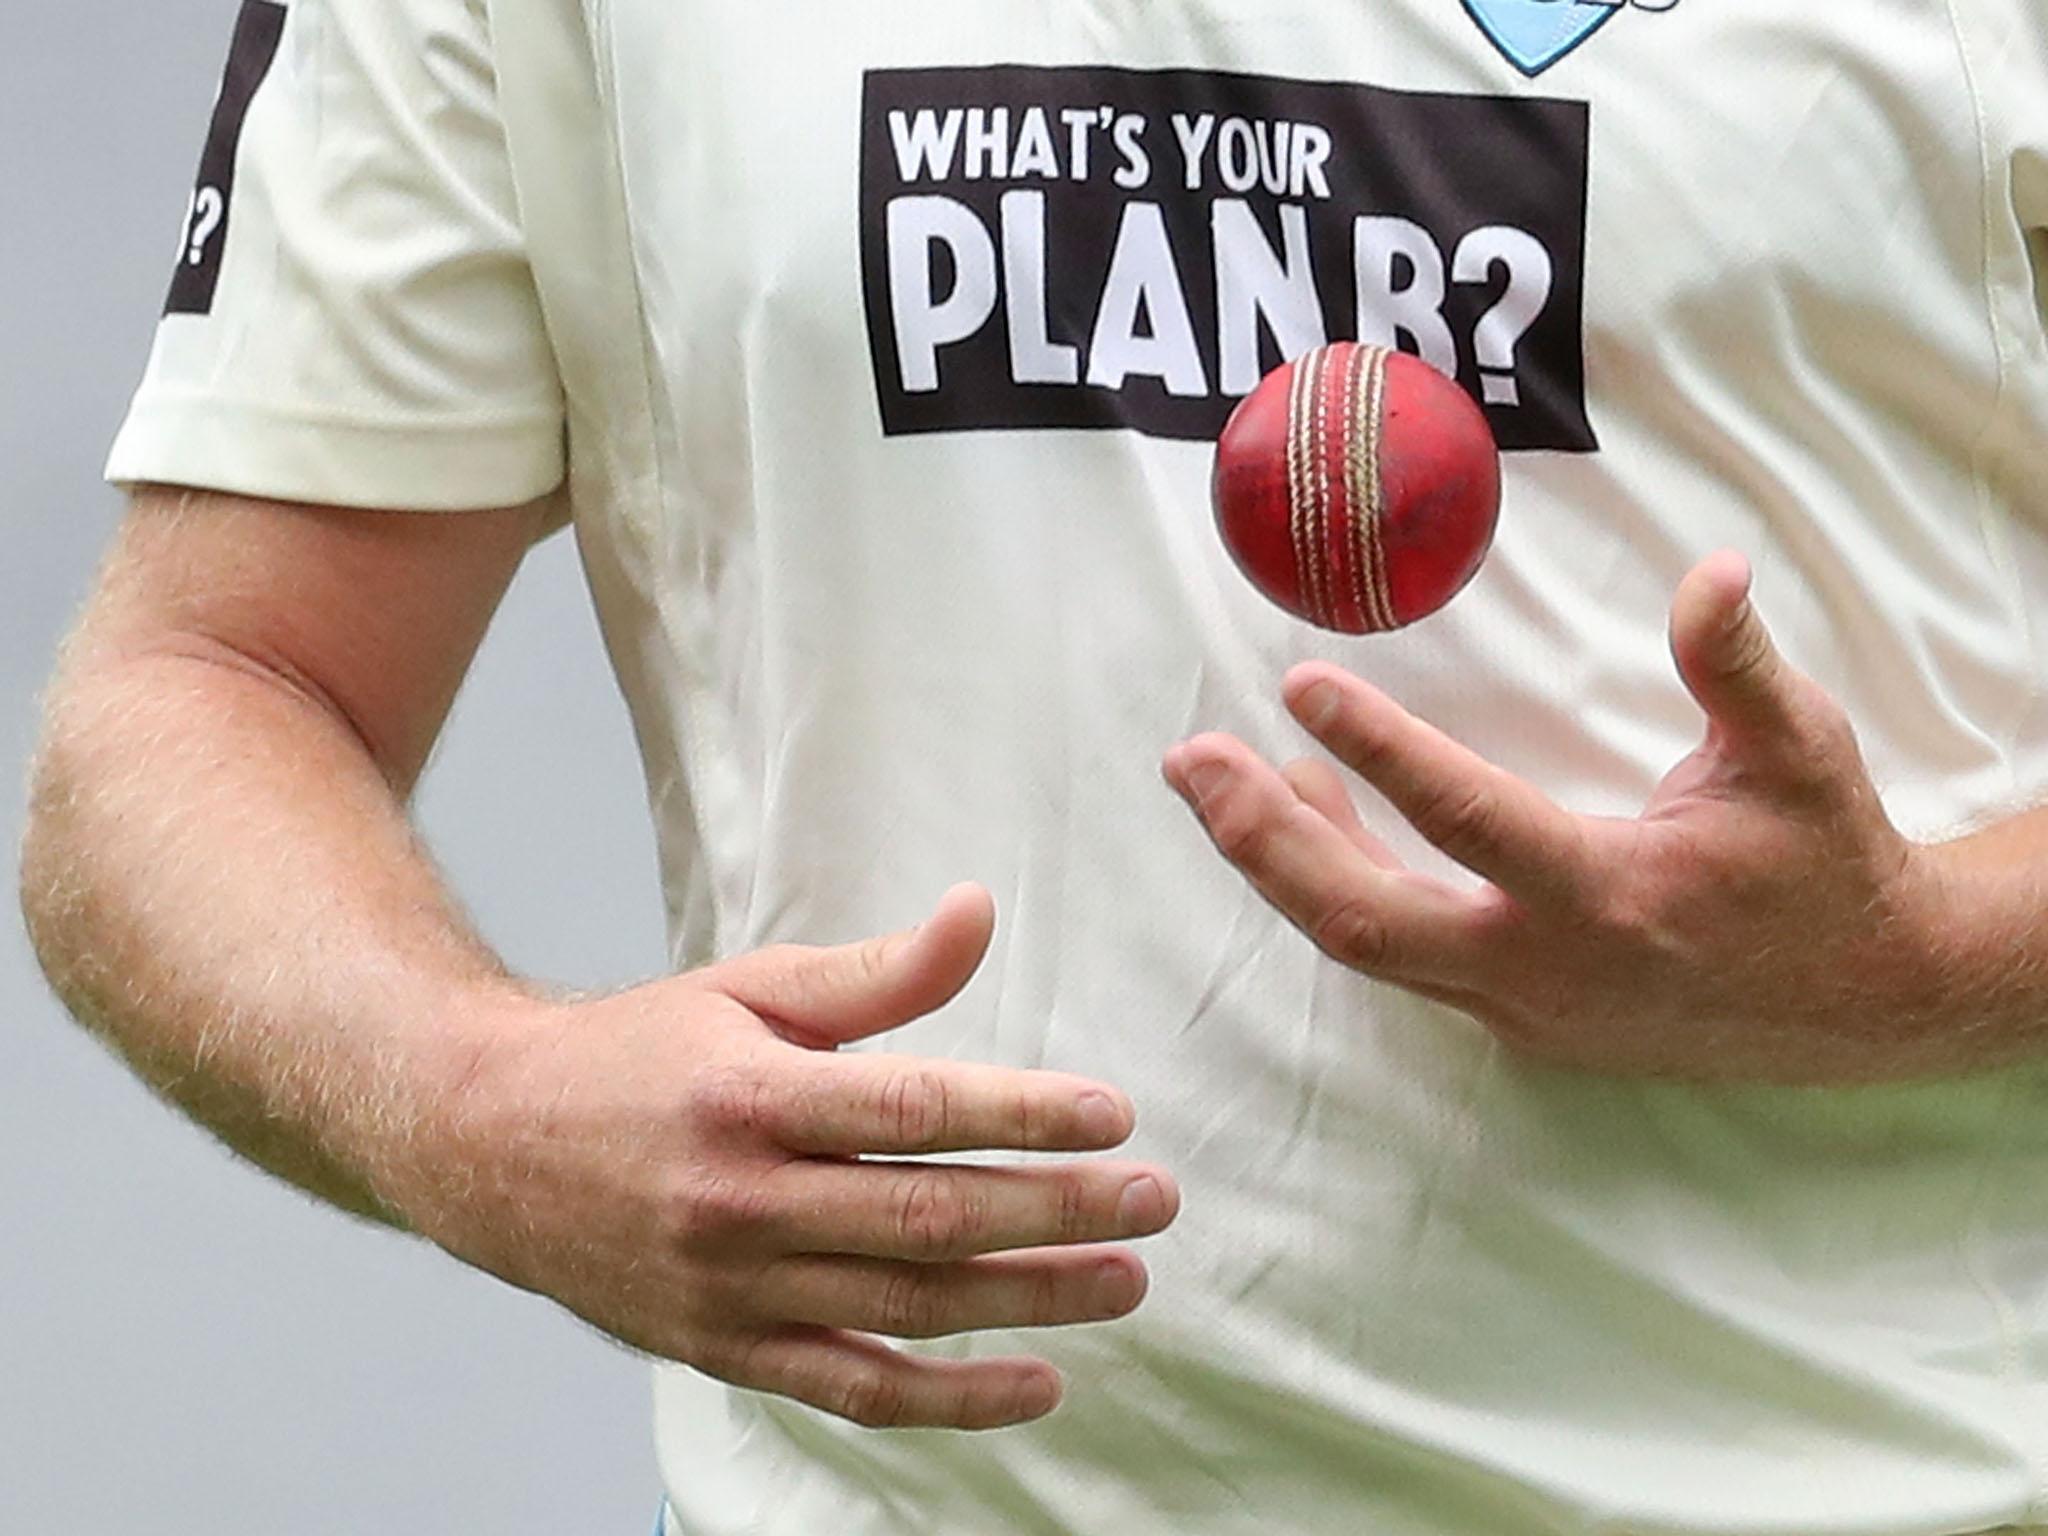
109,1,2048,1531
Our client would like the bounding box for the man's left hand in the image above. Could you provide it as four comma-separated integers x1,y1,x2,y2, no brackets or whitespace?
1163,551,1963,1086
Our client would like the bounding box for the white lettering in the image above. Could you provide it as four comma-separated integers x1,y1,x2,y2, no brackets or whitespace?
1453,225,1553,392
888,108,964,181
1060,108,1097,180
1000,191,1080,385
888,196,999,392
963,107,1011,179
1171,112,1215,192
1111,113,1151,190
1011,107,1060,179
1291,124,1333,201
1216,118,1259,194
1353,215,1457,377
1213,201,1326,395
1255,122,1291,197
1087,202,1208,397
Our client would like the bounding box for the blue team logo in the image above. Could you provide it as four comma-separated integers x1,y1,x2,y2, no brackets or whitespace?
1462,0,1677,77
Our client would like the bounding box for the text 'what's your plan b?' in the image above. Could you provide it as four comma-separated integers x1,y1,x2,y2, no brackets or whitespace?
857,65,1596,452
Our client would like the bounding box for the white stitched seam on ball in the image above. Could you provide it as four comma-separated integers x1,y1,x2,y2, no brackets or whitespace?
1351,347,1394,632
1307,347,1337,628
1288,349,1330,627
1338,346,1369,632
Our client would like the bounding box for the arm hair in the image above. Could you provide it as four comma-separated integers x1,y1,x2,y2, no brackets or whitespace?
20,486,555,1224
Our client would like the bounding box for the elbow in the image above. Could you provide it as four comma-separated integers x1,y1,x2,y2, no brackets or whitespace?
19,713,100,1027
18,644,141,1041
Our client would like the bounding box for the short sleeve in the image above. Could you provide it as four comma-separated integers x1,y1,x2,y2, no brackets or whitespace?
105,0,565,511
1959,3,2048,237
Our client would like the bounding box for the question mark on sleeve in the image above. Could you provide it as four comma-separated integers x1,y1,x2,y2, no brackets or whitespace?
185,187,226,267
1452,226,1553,407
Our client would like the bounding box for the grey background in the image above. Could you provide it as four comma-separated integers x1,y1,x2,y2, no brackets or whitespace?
3,5,668,1530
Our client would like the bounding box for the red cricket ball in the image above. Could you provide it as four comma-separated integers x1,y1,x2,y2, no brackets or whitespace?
1211,342,1502,634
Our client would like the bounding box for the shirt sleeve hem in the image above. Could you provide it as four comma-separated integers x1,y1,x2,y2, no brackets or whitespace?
103,395,566,512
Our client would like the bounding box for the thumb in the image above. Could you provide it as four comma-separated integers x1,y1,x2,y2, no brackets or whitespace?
702,883,996,1049
1668,550,1803,758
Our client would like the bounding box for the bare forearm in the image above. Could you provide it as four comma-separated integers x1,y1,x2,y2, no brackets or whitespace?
21,636,527,1224
1915,809,2048,1068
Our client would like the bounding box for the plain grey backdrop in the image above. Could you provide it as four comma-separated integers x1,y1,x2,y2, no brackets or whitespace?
3,4,669,1529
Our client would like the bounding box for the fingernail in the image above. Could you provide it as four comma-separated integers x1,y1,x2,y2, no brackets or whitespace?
1077,1091,1127,1141
1117,1174,1166,1229
1296,681,1341,729
1092,1259,1142,1313
1019,1371,1063,1419
1184,762,1231,804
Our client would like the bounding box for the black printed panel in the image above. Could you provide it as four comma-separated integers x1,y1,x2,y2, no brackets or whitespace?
165,0,287,318
859,64,1595,451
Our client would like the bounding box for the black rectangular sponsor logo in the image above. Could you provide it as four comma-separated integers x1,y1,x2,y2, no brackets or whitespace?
859,64,1595,452
165,0,287,317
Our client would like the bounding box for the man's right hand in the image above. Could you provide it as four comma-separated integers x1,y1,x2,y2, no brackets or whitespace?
26,491,1166,1434
407,883,1179,1432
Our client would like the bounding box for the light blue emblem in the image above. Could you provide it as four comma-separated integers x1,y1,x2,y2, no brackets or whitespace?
1461,0,1620,76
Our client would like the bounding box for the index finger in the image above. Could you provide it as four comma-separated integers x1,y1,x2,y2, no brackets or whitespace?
770,1053,1138,1156
1165,733,1489,982
1284,664,1589,903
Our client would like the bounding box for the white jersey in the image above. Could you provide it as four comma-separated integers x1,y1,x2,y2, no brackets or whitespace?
110,2,2048,1532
